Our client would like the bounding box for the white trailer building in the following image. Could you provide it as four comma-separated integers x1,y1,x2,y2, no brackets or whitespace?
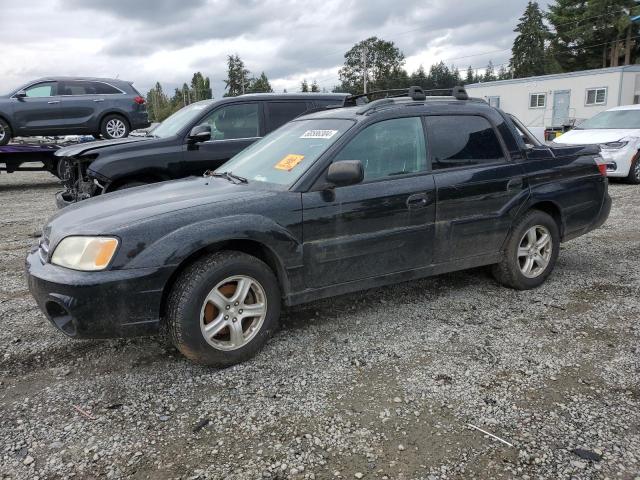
465,65,640,132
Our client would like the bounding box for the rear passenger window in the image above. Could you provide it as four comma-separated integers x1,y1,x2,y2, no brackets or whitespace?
203,103,260,140
265,102,310,132
427,115,505,169
92,82,122,94
59,81,92,95
334,117,427,181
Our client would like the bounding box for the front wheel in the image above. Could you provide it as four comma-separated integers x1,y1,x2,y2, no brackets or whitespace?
166,251,281,367
627,153,640,184
492,210,560,290
0,118,12,146
100,115,130,139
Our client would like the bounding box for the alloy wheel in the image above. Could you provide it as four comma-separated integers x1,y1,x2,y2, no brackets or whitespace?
105,119,126,138
634,159,640,181
0,123,5,143
200,275,267,351
517,225,553,278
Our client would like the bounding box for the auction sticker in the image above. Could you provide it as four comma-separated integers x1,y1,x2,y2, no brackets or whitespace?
300,129,338,139
275,154,305,171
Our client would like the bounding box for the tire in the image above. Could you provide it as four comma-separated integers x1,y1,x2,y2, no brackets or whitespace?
100,114,130,139
0,118,11,146
626,153,640,184
115,181,148,191
491,210,560,290
166,251,281,367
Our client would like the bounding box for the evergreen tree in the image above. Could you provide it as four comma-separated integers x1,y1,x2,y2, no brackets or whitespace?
224,54,250,97
310,80,320,92
497,64,511,80
300,79,309,92
465,65,475,84
547,0,638,71
146,82,172,122
190,72,212,101
410,65,429,89
510,1,549,78
247,72,273,93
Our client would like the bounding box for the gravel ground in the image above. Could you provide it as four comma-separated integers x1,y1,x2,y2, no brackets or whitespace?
1,170,639,480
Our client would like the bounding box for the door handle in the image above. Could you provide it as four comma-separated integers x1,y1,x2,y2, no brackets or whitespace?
406,192,432,209
47,100,60,104
93,98,105,102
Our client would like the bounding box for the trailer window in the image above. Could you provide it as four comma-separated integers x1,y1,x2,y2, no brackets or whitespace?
585,88,607,105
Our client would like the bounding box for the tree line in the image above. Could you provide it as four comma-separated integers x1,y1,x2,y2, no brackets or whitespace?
146,0,640,121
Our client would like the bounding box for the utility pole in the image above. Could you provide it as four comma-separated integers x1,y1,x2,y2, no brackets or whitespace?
362,46,368,94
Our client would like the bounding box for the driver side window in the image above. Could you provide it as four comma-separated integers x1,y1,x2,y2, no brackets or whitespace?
24,82,57,98
333,117,427,181
202,103,260,140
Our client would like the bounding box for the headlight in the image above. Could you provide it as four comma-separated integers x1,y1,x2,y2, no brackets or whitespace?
51,236,119,271
600,140,629,150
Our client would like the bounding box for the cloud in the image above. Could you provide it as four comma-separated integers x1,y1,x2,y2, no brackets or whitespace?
0,0,531,97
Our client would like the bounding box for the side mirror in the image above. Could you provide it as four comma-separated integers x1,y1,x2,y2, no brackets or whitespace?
14,90,27,99
188,124,211,143
326,160,364,187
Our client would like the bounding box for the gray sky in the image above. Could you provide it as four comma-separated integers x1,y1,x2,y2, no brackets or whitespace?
0,0,534,97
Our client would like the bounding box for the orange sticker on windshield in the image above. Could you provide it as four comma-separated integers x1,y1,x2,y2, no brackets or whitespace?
275,154,304,171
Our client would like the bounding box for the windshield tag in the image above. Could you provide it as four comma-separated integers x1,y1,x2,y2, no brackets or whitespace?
275,154,304,171
300,129,337,139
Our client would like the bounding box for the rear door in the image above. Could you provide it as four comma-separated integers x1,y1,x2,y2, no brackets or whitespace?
264,101,312,133
426,114,528,263
12,81,61,134
57,80,102,131
183,102,262,175
302,116,436,288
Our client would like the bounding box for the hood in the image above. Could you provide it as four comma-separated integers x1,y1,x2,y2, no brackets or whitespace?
47,177,275,240
54,136,152,158
554,128,640,145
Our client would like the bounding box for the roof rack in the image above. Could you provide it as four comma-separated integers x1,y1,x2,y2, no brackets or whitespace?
351,85,471,115
346,85,469,105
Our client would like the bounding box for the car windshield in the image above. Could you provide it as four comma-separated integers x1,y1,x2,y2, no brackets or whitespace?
217,118,355,186
576,109,640,129
151,101,213,138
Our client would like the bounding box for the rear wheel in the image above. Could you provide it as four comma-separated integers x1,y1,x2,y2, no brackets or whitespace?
492,210,560,290
627,153,640,184
100,115,129,139
0,118,11,146
166,251,280,367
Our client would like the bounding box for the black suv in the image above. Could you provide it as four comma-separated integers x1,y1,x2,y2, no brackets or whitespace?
0,77,150,146
26,87,611,367
55,93,349,206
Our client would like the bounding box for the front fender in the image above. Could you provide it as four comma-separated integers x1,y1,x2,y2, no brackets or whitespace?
120,214,302,273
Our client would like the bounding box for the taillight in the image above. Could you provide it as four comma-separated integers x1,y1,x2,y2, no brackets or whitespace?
594,156,607,176
133,96,145,105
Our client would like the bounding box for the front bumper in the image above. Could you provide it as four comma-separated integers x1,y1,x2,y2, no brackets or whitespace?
600,148,635,177
26,249,174,339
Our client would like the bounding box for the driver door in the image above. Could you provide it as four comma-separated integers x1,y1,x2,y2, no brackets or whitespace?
12,81,62,134
301,116,436,288
183,102,262,175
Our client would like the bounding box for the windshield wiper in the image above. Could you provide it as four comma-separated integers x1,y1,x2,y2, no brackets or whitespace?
206,171,248,184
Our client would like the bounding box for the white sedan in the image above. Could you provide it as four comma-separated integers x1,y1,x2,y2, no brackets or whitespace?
553,104,640,183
